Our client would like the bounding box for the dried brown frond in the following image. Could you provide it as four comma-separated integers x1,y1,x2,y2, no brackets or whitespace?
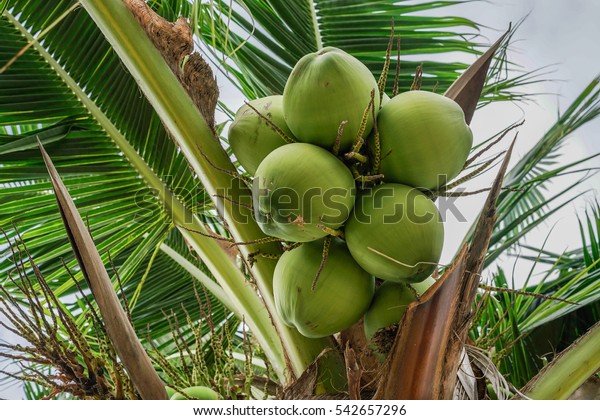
123,0,219,130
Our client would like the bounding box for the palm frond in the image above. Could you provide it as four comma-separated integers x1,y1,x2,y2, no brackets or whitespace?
197,0,497,99
0,0,229,349
482,76,600,265
506,77,600,185
473,202,600,387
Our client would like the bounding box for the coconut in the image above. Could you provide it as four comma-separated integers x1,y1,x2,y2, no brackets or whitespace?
363,277,435,343
374,90,473,190
283,47,380,151
170,385,220,400
165,386,177,398
381,92,391,106
274,238,375,338
253,143,356,242
228,95,293,175
345,183,444,282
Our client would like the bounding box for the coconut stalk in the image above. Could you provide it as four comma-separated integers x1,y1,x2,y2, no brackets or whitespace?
77,0,338,383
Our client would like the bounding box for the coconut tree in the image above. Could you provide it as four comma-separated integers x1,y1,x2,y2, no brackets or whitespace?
0,0,599,399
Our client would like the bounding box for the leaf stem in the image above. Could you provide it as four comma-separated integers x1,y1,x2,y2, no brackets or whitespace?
520,320,600,399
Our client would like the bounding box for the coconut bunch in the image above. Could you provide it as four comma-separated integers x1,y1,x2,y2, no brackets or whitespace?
227,47,473,349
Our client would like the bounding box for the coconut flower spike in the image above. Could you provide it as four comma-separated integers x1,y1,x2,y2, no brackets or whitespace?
198,147,252,184
435,125,520,196
350,88,377,154
311,236,332,291
377,18,395,104
332,120,348,156
435,152,505,194
178,224,283,248
371,93,382,175
410,64,423,91
316,223,344,238
463,120,524,169
351,166,384,188
248,241,303,267
393,36,401,98
247,250,280,267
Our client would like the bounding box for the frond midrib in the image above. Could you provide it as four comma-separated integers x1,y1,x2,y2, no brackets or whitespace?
308,0,322,50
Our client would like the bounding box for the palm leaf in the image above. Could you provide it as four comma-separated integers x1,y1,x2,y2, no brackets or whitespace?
197,0,523,100
0,1,231,351
473,202,600,387
480,76,600,266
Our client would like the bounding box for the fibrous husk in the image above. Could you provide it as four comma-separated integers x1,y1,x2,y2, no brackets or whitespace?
123,0,219,129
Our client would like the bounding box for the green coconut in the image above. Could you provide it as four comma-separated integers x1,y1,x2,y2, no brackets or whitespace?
345,183,444,282
381,93,391,106
253,143,356,242
228,95,293,175
165,386,177,399
363,277,435,342
170,385,220,400
283,47,380,151
374,90,473,190
274,238,375,338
